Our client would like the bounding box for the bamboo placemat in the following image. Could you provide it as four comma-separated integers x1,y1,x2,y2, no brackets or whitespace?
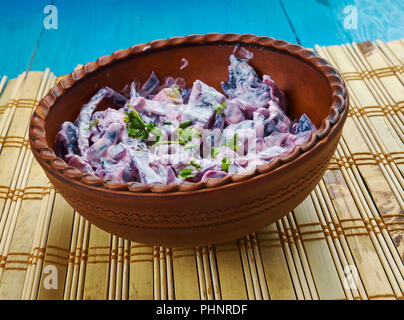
0,40,402,300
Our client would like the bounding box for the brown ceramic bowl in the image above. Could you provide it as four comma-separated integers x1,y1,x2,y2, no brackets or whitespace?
29,33,348,247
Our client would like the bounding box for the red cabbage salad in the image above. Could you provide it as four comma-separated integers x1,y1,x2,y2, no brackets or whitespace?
55,52,316,185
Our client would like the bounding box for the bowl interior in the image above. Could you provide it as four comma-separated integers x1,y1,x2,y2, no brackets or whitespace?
45,43,332,150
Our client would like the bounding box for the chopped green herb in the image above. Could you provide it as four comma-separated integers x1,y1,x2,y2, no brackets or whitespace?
124,111,148,139
211,146,221,158
190,160,202,171
179,120,192,129
178,168,195,179
162,121,172,125
221,157,231,171
224,133,238,151
124,104,160,140
214,101,228,114
87,120,99,130
178,127,200,145
149,127,163,142
145,122,156,132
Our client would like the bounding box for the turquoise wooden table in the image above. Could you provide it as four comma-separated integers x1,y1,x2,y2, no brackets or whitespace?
1,0,403,78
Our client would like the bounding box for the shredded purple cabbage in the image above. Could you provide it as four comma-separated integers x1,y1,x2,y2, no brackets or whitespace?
55,52,316,184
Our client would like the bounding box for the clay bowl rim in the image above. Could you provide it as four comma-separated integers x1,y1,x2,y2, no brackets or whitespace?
29,33,348,196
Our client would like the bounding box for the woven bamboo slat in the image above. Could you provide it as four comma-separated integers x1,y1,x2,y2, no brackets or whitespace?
0,76,10,117
83,225,111,300
0,40,402,300
64,216,90,300
318,45,404,193
334,143,404,281
172,247,199,300
195,247,207,299
353,42,403,121
338,119,404,244
256,223,297,299
36,193,74,300
158,246,167,299
292,197,346,300
26,183,56,300
215,242,248,300
0,76,6,95
316,45,404,266
110,237,124,300
0,71,53,299
281,215,318,299
309,191,355,300
0,72,25,150
128,242,153,300
322,170,398,300
122,239,130,299
24,74,57,300
166,248,175,299
248,234,269,299
62,212,80,299
383,40,404,68
0,161,48,299
206,245,221,299
238,238,256,299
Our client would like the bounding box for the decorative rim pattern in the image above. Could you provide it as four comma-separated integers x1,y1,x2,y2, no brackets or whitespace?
29,33,348,194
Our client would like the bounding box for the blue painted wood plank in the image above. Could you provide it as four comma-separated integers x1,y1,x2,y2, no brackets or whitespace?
1,0,403,77
0,0,48,78
30,0,297,75
281,0,404,48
